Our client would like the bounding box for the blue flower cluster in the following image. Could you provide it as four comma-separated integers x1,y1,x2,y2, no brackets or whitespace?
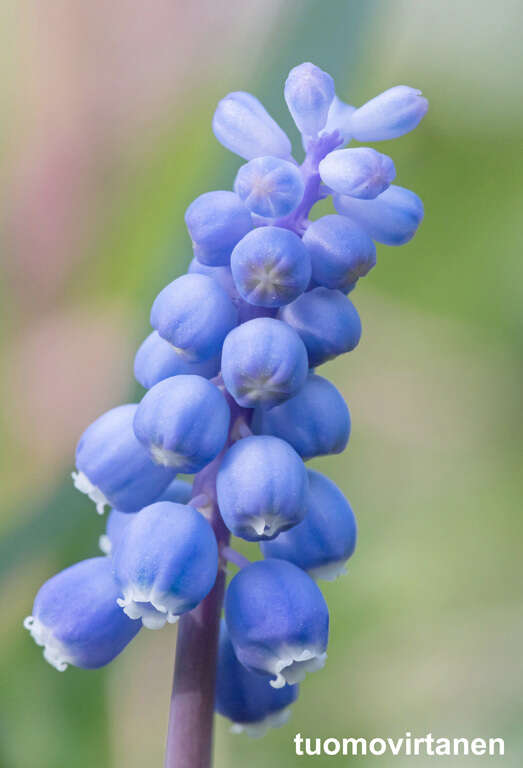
25,63,427,736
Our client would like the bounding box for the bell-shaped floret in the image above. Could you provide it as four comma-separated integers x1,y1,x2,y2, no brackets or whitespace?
113,501,218,629
261,469,357,581
151,273,238,362
213,91,292,160
216,620,299,737
221,317,308,409
217,435,308,541
350,85,428,142
279,287,361,367
73,404,175,514
302,214,376,292
99,478,193,555
24,557,140,671
252,373,350,460
334,185,424,246
225,559,329,688
134,332,220,389
234,156,304,219
134,375,230,473
185,191,252,267
284,62,335,137
188,258,240,304
319,147,395,199
231,226,311,308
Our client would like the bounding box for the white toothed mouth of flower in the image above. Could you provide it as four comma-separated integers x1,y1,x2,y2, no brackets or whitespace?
72,471,109,515
270,647,327,688
230,707,292,738
149,444,187,469
23,616,73,672
117,586,187,630
308,559,347,582
249,514,285,538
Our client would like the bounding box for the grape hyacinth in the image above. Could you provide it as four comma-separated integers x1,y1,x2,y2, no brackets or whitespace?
24,62,427,767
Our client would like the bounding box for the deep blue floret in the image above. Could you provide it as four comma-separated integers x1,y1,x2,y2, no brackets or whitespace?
217,435,308,541
225,559,329,688
24,558,140,670
113,501,218,629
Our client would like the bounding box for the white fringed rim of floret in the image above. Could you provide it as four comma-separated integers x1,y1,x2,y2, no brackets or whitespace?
72,470,109,515
23,616,72,671
116,585,186,630
269,646,327,688
229,706,293,738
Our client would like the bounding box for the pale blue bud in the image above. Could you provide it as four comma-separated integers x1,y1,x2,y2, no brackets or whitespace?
231,226,311,308
213,92,292,160
284,62,335,137
221,317,308,409
334,184,424,245
319,147,395,199
234,156,304,219
350,85,428,142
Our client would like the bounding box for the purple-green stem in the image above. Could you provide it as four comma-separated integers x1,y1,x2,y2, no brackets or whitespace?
163,133,341,767
164,451,230,768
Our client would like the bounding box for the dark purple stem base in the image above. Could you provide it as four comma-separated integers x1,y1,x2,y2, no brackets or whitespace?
164,552,227,768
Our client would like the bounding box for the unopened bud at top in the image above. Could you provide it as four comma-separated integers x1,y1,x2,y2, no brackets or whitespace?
213,92,292,160
284,62,335,137
350,85,428,142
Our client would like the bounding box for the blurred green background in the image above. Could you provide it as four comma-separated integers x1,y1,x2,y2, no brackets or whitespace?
1,0,522,766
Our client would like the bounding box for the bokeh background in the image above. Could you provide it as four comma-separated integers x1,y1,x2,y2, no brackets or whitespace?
1,1,522,766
